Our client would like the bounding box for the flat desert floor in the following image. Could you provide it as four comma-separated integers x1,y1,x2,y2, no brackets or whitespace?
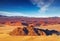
0,34,60,41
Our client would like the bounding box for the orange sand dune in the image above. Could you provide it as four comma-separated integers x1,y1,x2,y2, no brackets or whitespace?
0,24,60,41
0,24,60,36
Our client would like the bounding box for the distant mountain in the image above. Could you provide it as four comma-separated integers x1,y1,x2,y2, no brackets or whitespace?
49,16,59,18
0,15,60,26
0,15,7,17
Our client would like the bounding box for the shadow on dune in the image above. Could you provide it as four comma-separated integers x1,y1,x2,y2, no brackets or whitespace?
35,28,60,35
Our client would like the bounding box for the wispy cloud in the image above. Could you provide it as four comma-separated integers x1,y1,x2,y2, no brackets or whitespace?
0,11,50,17
30,0,55,14
0,11,29,16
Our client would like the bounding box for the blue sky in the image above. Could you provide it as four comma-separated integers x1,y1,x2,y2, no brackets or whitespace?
0,0,60,17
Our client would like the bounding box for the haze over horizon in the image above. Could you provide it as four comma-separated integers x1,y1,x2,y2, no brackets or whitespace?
0,0,60,17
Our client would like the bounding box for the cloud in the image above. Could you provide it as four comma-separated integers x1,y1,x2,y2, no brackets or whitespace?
0,11,29,16
30,0,55,14
0,11,50,18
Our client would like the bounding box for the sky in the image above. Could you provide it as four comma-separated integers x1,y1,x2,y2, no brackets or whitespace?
0,0,60,17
